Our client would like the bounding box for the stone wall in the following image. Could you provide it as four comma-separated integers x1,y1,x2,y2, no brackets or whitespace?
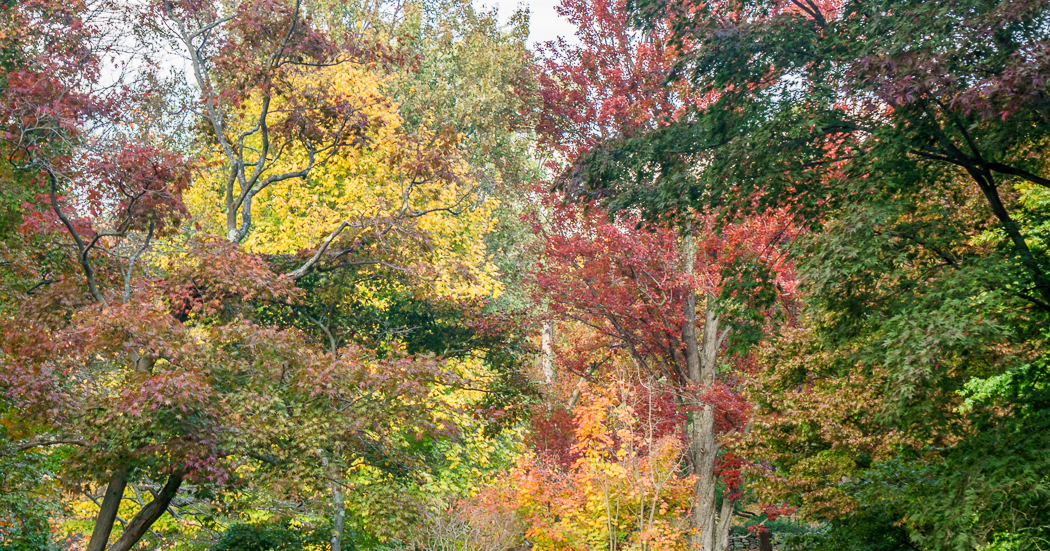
727,532,789,550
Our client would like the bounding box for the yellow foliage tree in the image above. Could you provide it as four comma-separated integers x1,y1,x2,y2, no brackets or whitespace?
186,61,502,303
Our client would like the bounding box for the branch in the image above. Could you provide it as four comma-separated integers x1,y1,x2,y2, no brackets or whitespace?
186,15,234,40
716,327,731,350
239,94,273,207
124,222,154,303
82,491,128,530
986,162,1050,190
170,8,236,174
25,276,55,295
790,0,827,27
303,310,337,354
271,0,304,69
46,167,105,305
286,221,349,280
255,165,310,193
14,433,87,452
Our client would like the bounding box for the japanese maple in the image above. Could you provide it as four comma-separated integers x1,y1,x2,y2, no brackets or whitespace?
530,0,798,546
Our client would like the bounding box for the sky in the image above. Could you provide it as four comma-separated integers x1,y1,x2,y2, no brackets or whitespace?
477,0,578,46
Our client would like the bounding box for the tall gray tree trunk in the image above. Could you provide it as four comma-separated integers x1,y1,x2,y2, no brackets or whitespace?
86,468,129,551
683,226,723,550
541,321,555,385
716,493,736,551
693,306,721,550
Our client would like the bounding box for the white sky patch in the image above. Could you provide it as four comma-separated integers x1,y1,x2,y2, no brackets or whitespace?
476,0,579,46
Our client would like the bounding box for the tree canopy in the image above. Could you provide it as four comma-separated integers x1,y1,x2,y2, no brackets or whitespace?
1,0,1048,550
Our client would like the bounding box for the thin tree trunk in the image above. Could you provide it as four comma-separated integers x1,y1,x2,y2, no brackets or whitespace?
541,321,555,385
107,470,183,551
321,445,346,551
86,468,129,551
682,228,700,384
568,360,602,409
716,493,736,551
964,168,1050,306
331,464,346,551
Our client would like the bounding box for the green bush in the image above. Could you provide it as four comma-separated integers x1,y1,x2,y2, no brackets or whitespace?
764,519,809,535
212,521,328,551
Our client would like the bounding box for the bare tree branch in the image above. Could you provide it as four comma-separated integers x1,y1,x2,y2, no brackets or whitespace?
286,221,350,280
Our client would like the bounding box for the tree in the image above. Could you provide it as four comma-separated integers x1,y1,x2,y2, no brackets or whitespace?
511,366,694,551
175,11,532,545
532,0,797,547
526,191,793,550
568,0,1050,547
158,0,369,249
0,2,530,551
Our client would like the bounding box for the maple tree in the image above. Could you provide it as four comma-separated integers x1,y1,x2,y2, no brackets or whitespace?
527,0,799,548
528,192,794,550
565,0,1050,548
0,0,207,544
2,0,1048,549
0,1,531,550
511,369,694,551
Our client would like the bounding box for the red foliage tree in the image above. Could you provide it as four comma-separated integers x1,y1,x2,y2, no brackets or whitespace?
535,0,702,161
531,192,796,549
531,0,797,547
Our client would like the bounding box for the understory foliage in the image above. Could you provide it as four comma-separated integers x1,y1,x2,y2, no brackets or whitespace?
510,369,694,551
1,0,1049,550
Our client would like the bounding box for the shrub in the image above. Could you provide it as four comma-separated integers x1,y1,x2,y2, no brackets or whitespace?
212,521,328,551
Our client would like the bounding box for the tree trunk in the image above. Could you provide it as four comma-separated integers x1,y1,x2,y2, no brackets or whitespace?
88,344,163,551
331,467,346,551
716,494,736,551
541,321,555,385
682,228,722,550
86,468,129,551
321,446,347,551
682,228,704,549
107,470,183,551
682,229,700,386
758,529,773,551
964,168,1050,306
568,360,601,410
692,305,720,550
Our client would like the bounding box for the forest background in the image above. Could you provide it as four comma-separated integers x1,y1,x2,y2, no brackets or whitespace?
0,0,1048,550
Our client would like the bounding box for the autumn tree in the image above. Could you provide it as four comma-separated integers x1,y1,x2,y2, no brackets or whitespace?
511,365,694,551
0,2,533,551
0,0,210,546
567,0,1050,547
531,193,794,549
531,0,798,548
181,1,539,548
